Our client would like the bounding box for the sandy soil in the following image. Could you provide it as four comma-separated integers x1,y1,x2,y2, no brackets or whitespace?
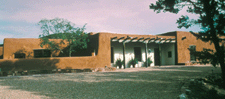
0,65,221,99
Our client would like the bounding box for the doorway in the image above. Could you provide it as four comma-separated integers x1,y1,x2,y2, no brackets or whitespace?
134,47,142,61
111,47,114,63
154,48,160,66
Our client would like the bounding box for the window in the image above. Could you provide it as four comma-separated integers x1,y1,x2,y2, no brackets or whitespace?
15,53,25,58
134,47,142,61
168,51,172,58
34,49,51,58
189,45,196,61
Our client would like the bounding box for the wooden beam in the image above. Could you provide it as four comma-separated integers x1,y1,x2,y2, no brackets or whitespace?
118,37,125,43
118,37,125,40
112,36,117,39
131,37,138,42
148,38,155,43
138,37,144,41
138,37,145,42
111,37,118,42
155,38,161,43
131,37,138,40
170,38,176,43
165,38,172,43
144,37,150,40
120,36,131,43
159,38,166,43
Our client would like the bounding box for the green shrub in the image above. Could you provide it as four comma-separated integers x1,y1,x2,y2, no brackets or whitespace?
144,58,153,67
115,59,124,69
129,58,138,68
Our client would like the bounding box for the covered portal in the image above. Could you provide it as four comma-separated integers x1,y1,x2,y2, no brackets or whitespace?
111,35,176,68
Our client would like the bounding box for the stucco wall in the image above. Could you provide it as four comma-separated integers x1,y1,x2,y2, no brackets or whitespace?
3,38,69,59
111,42,159,67
0,34,102,71
0,56,97,71
0,32,176,71
160,43,175,65
176,31,215,64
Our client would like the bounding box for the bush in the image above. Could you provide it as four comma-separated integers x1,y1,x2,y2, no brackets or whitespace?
144,58,153,67
204,73,224,88
129,58,138,68
2,72,8,76
115,59,124,69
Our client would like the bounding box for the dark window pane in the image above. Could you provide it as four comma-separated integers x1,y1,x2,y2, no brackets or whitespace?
34,49,51,58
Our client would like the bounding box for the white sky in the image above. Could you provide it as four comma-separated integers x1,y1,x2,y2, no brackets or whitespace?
0,0,202,44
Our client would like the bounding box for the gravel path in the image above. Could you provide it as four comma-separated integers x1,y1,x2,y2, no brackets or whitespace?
0,66,221,99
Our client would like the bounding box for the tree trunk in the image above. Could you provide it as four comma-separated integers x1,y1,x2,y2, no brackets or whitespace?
204,0,225,86
218,46,225,87
69,45,72,57
212,39,225,87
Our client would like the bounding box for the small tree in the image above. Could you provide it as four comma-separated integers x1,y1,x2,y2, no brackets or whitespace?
38,18,88,57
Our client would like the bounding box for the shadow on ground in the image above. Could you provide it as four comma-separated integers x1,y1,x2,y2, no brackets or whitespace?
0,66,221,99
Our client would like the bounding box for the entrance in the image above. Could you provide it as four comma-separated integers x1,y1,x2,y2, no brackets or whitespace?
111,47,114,63
134,47,142,61
154,48,160,66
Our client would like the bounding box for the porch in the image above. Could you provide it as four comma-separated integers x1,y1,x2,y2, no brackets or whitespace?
111,36,176,68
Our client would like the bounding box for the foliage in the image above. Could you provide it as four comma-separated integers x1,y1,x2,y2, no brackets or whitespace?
150,0,225,82
190,48,220,66
38,18,89,57
204,73,224,88
115,58,124,69
188,77,224,98
128,58,138,68
144,58,153,67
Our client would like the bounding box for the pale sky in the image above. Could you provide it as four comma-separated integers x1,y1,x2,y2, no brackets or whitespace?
0,0,202,44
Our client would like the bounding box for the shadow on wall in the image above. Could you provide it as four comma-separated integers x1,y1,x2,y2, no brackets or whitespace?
0,58,59,72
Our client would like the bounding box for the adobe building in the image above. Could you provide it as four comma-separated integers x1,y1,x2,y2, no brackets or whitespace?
0,31,216,71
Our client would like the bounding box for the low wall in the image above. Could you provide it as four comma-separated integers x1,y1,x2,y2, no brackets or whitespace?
0,56,98,72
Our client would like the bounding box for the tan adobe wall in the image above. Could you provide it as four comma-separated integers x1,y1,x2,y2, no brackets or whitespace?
0,57,97,71
3,38,72,59
0,32,176,71
3,38,42,59
176,31,215,64
0,34,102,71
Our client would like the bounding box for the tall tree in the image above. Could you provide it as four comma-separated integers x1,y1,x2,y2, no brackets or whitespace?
150,0,225,81
38,18,88,57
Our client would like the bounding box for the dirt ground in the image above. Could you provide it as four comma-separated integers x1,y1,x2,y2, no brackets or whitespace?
0,65,221,99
